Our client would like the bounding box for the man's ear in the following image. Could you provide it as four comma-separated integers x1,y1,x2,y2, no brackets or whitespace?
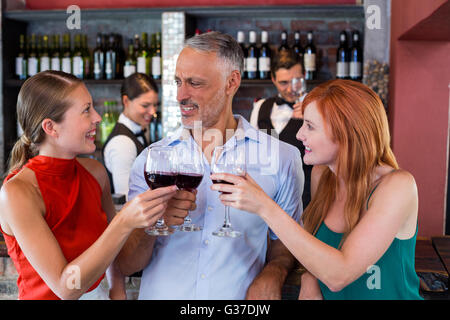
41,118,58,138
225,70,241,95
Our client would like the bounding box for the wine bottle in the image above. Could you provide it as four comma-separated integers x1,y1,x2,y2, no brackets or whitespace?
304,31,316,80
50,34,61,71
336,31,349,79
105,34,117,80
15,34,27,80
137,32,150,75
247,31,258,80
82,34,91,79
152,32,161,80
237,31,247,79
258,31,271,80
93,33,105,80
278,30,289,52
292,31,303,64
72,34,84,79
39,35,50,72
115,34,125,79
61,33,72,74
27,34,39,77
123,39,136,78
349,30,362,81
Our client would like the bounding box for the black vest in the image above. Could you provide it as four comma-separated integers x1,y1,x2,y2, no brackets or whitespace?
257,97,312,207
102,122,147,194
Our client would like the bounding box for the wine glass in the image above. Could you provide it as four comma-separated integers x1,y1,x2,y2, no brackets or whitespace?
211,145,246,238
175,143,204,232
291,77,307,103
144,146,177,236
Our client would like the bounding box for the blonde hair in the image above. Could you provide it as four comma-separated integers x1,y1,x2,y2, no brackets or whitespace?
7,71,82,174
301,79,398,244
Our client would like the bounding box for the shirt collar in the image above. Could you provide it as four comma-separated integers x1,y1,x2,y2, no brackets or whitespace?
118,113,143,135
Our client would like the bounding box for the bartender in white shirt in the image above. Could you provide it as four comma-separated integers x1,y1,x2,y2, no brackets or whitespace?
249,50,312,207
102,73,159,199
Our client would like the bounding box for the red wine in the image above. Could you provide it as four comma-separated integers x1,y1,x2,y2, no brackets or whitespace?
212,179,233,194
144,172,177,189
176,173,204,190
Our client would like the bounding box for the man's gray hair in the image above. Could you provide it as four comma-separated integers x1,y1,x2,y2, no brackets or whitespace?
184,31,244,75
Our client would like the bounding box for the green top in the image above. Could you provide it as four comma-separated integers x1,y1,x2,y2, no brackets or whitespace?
315,222,423,300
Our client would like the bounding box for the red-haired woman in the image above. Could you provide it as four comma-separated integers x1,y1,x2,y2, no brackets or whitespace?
211,79,422,300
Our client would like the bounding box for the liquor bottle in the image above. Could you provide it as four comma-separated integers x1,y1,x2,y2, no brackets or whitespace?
336,31,349,79
303,31,316,80
27,34,39,77
82,34,91,79
236,31,247,79
133,34,140,60
258,31,271,80
278,30,289,52
152,32,162,80
39,35,50,72
349,30,362,81
100,101,116,145
246,31,258,80
137,32,150,75
61,33,72,74
50,34,61,71
15,34,27,80
115,34,125,79
93,33,105,80
292,31,303,64
123,39,136,78
150,111,163,144
105,34,117,80
72,34,84,79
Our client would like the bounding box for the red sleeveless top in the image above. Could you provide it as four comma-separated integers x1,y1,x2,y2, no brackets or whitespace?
1,156,108,299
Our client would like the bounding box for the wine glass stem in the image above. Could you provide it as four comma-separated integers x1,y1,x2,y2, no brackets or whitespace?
184,213,192,225
223,205,232,229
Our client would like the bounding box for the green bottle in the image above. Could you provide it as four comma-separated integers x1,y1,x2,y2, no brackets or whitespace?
51,34,61,71
123,39,136,78
15,34,27,79
136,32,150,75
82,34,91,79
61,33,72,74
39,35,50,72
72,34,84,79
152,32,161,80
27,34,39,77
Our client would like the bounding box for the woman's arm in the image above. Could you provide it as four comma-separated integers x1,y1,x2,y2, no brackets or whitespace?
211,170,418,292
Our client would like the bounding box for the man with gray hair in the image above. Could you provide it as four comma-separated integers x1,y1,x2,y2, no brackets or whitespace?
118,31,304,299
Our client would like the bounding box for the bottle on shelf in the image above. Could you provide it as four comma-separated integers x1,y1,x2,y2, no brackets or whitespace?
137,32,150,76
133,34,141,60
82,34,91,79
150,111,163,144
115,34,125,79
123,39,136,78
100,101,117,145
39,35,50,72
258,31,271,80
292,31,303,65
61,33,72,74
152,32,162,80
72,34,84,79
236,31,247,79
27,34,39,77
278,30,289,52
336,30,349,79
246,31,259,80
304,30,317,80
93,33,105,80
349,30,362,81
50,34,61,72
105,34,117,80
15,34,27,80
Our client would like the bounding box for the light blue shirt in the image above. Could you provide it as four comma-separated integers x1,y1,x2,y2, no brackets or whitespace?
128,115,304,300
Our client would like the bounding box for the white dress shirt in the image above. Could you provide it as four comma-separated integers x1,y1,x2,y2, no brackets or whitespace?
103,113,145,199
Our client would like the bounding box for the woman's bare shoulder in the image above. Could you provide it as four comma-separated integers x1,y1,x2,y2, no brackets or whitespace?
76,157,108,191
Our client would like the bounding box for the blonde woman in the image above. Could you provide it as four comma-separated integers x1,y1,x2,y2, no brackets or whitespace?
211,79,422,300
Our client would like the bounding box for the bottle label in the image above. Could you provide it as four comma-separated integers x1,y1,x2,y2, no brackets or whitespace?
137,57,147,74
105,61,113,75
73,57,83,77
40,57,50,72
94,61,101,75
304,53,316,72
51,57,61,71
28,57,38,76
62,57,71,74
258,57,270,72
247,57,257,72
350,61,361,77
124,65,136,78
336,62,349,77
152,56,161,76
15,57,23,76
243,57,247,72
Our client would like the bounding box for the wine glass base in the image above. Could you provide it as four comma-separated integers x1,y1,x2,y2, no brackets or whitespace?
212,228,242,238
145,228,174,236
179,224,203,232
